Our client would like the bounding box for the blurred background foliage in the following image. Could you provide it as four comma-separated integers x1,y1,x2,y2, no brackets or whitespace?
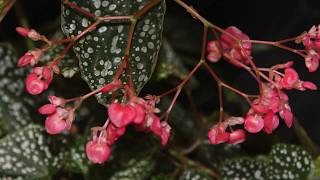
0,0,320,179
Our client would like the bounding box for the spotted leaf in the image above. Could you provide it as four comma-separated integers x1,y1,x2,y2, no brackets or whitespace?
62,138,90,174
110,156,155,180
0,44,34,135
178,169,212,180
61,0,165,106
267,144,312,180
0,124,64,178
220,158,267,180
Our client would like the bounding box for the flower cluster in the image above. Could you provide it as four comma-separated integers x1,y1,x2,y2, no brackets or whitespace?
38,96,75,134
207,26,252,67
207,26,318,145
86,94,171,164
297,25,320,72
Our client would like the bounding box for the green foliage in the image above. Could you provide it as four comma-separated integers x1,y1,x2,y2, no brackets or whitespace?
0,44,34,135
109,156,155,180
220,144,313,179
0,124,64,179
267,144,312,180
61,0,166,106
178,169,212,180
220,158,267,180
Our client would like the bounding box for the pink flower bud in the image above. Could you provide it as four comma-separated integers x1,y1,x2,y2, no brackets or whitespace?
108,103,136,128
228,129,246,144
86,140,111,164
25,73,46,95
16,27,42,41
42,67,53,85
38,104,56,115
244,114,264,133
303,81,318,90
16,27,32,37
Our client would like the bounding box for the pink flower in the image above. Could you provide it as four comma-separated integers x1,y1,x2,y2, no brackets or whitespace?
86,140,111,164
130,103,146,124
220,26,252,67
17,49,43,67
106,123,126,145
25,67,54,95
263,111,279,134
228,129,246,144
108,103,136,128
282,68,299,89
208,124,230,144
38,104,56,115
25,72,46,95
48,95,66,106
151,115,162,136
244,114,264,133
45,108,69,134
305,50,319,72
302,81,317,90
160,121,171,146
279,104,293,128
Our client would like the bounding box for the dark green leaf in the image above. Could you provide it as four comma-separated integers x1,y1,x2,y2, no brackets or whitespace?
267,144,312,180
178,169,212,180
0,44,34,135
151,174,175,180
109,156,155,180
61,0,165,106
0,124,64,178
220,158,267,180
62,137,90,174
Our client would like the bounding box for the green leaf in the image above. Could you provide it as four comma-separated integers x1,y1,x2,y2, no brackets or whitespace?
178,169,212,180
109,156,155,180
151,174,175,180
61,0,165,106
267,144,312,180
0,124,64,178
0,44,34,135
40,32,79,78
220,158,267,180
62,137,90,174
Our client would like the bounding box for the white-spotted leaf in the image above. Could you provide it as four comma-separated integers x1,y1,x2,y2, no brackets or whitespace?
61,0,165,106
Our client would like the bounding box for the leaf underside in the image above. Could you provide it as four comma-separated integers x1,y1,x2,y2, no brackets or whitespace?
61,0,166,106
